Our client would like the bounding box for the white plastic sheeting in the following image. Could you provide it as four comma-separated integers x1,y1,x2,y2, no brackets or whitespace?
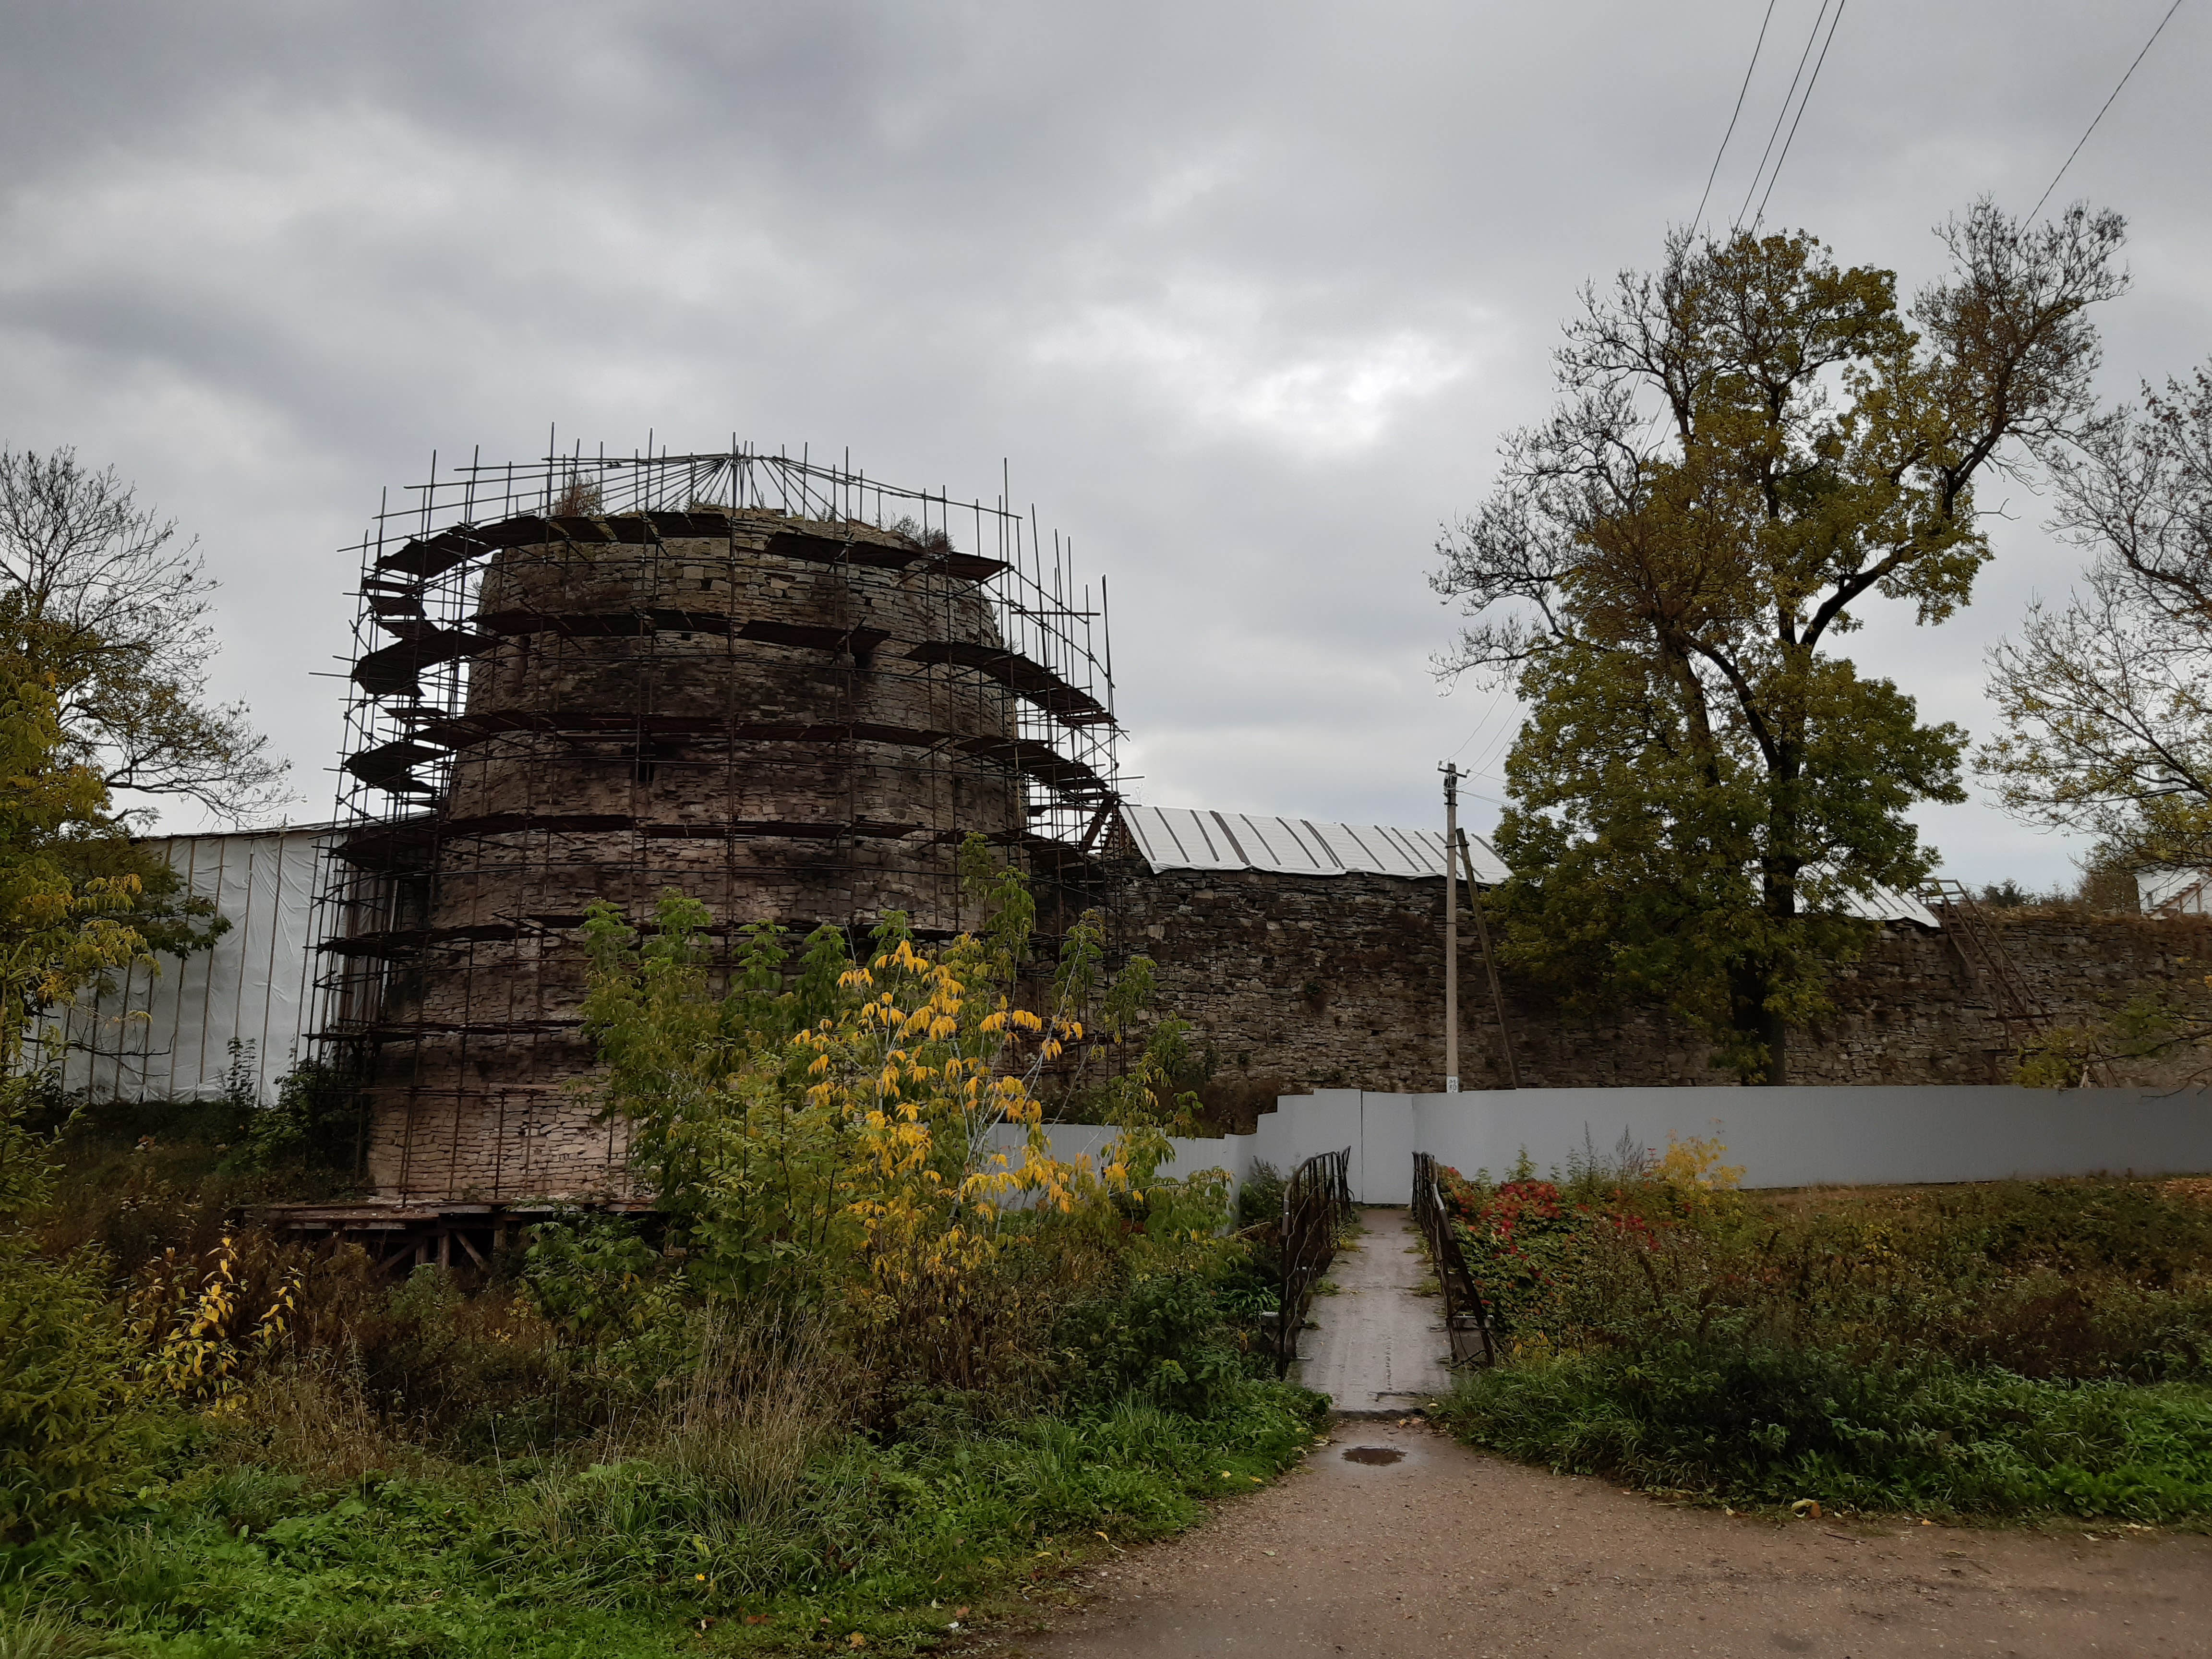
1119,804,1512,885
39,826,334,1107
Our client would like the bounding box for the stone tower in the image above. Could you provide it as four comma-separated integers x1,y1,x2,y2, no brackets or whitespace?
321,473,1115,1201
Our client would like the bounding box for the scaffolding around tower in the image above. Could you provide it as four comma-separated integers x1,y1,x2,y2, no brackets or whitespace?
310,443,1122,1201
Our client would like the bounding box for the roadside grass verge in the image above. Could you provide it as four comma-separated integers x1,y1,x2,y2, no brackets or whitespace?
1438,1346,2212,1523
1,1384,1322,1658
1428,1166,2212,1523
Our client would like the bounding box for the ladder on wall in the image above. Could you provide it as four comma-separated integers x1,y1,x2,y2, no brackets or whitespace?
1917,879,2111,1085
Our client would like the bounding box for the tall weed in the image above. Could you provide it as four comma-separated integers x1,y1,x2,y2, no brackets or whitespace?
628,1303,843,1521
0,1606,127,1659
193,1353,422,1487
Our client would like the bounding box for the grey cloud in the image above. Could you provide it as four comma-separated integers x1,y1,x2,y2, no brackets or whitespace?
1,0,2207,883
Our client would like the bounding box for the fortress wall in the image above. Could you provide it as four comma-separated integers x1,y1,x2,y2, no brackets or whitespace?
1119,866,2212,1123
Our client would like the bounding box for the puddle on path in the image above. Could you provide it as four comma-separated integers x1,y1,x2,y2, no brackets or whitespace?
1340,1446,1404,1466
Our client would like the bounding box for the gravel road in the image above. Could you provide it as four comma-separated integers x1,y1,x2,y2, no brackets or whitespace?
1004,1420,2212,1657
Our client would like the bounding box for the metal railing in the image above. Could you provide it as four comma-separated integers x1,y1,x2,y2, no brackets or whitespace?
1412,1152,1498,1370
1269,1146,1353,1374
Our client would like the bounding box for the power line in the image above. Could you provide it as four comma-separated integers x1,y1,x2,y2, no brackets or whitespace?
2029,0,2186,222
1733,0,1833,231
1751,0,1848,228
1692,0,1782,234
1446,687,1508,762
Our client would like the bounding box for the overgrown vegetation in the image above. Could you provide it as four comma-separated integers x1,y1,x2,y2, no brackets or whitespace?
1,844,1316,1655
2010,980,2212,1089
1432,1150,2212,1522
2,666,171,1545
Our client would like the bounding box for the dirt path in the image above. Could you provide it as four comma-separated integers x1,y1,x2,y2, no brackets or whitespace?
1006,1420,2212,1657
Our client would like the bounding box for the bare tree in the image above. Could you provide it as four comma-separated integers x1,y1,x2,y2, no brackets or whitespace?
1982,367,2212,872
0,448,288,823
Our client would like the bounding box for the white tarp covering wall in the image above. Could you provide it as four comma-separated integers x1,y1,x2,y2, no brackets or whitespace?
37,825,333,1108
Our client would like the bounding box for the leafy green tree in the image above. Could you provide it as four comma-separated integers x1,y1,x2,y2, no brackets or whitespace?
580,896,859,1295
0,451,244,1006
1434,204,2128,1080
1982,363,2212,872
1044,910,1202,1135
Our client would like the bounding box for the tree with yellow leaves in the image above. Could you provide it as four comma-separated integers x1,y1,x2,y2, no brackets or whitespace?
0,670,159,1536
0,677,155,1082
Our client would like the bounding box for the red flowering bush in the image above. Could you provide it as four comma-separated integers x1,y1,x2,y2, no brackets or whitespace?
1441,1169,1661,1337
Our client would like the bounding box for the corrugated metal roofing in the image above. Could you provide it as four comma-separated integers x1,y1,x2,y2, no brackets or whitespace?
1119,805,1512,884
1120,804,1943,927
1833,883,1941,929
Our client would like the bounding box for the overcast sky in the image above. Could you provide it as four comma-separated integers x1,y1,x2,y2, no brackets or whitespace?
3,0,2206,889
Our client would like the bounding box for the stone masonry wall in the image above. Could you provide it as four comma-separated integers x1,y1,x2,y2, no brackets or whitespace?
1117,865,2212,1125
360,510,1029,1198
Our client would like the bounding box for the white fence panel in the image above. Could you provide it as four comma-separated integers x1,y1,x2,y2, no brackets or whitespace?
1411,1085,2212,1190
1008,1084,2212,1207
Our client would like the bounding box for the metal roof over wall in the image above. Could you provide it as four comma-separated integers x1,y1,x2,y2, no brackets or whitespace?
1119,803,1941,927
1837,884,1941,929
1119,805,1513,884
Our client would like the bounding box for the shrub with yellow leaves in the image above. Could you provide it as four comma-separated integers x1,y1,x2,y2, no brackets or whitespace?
1652,1134,1744,1209
129,1231,302,1402
580,837,1209,1391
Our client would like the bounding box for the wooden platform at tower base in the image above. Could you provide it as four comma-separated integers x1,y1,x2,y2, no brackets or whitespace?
252,1198,658,1276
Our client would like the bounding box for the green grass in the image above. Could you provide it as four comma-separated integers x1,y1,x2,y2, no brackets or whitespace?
3,1094,1316,1654
1437,1345,2212,1523
0,1387,1322,1658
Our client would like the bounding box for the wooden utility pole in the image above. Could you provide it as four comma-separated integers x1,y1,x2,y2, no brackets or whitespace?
1442,762,1461,1093
1458,828,1521,1089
